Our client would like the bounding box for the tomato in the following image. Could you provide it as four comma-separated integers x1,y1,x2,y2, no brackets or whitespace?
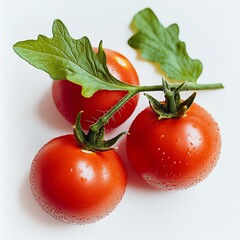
52,48,139,130
29,134,127,224
126,103,221,190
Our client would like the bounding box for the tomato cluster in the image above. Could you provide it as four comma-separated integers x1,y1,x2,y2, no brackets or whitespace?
29,49,221,225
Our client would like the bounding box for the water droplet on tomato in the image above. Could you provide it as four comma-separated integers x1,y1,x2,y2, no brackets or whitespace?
81,177,87,182
143,174,152,183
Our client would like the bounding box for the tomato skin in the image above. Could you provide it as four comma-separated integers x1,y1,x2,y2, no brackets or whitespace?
126,103,221,190
30,135,127,224
52,48,139,130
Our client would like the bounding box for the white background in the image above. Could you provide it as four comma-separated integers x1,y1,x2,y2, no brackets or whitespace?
1,0,240,239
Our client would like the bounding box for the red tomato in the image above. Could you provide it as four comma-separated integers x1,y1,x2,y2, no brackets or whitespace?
30,135,127,224
52,48,139,130
126,103,221,190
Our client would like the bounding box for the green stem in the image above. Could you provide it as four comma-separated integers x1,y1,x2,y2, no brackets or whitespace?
87,89,138,143
86,81,223,144
137,82,224,92
165,91,177,113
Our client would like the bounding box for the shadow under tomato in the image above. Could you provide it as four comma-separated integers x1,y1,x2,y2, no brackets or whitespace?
37,87,72,132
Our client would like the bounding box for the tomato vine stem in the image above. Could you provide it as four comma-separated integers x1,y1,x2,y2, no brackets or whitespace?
77,80,223,151
88,81,223,133
137,82,224,92
87,90,138,140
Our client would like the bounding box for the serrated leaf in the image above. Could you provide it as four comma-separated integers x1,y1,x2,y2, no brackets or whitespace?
128,8,203,83
13,19,132,97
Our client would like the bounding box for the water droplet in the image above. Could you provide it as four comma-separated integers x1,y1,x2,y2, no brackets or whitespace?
81,177,87,182
144,175,151,181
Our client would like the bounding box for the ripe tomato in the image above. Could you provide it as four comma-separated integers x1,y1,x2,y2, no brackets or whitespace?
126,103,221,190
52,48,139,130
30,135,127,224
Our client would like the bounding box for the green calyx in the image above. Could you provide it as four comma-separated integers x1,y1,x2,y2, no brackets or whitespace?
145,79,196,119
73,112,127,152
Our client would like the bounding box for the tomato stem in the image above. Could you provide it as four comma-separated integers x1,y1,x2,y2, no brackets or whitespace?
137,82,224,92
93,81,224,127
145,80,197,119
74,80,223,151
76,90,138,151
87,90,138,136
85,81,223,145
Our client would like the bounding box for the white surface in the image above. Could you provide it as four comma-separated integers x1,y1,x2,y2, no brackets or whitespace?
1,0,240,239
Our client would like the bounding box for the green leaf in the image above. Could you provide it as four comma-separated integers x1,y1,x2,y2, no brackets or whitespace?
128,8,203,83
13,19,132,97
